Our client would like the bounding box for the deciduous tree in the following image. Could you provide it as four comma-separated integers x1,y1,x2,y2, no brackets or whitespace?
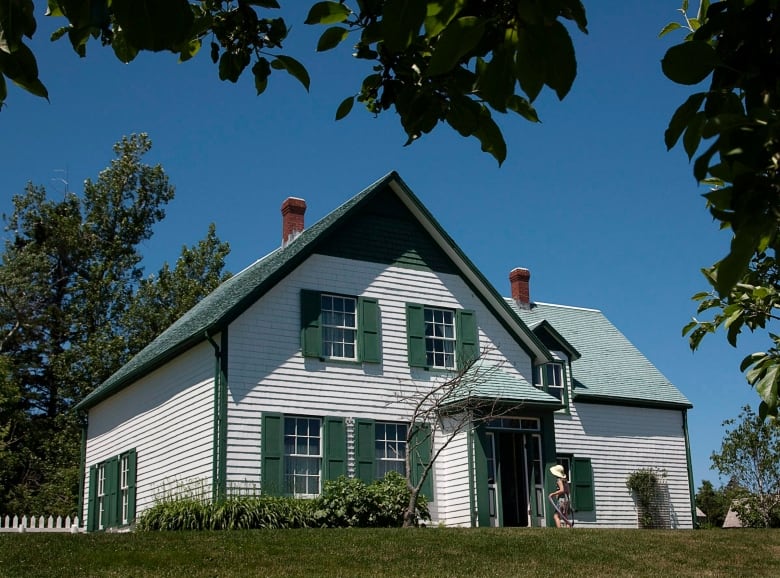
710,405,780,527
661,1,780,418
0,1,588,165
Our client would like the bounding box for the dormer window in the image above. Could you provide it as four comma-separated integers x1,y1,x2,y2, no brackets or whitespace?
535,362,564,400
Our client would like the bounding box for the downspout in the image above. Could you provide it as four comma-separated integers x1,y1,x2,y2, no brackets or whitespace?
682,409,696,528
206,331,228,503
467,425,476,527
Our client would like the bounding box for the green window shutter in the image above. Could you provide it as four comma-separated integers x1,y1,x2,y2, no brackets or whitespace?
456,309,478,369
359,297,381,363
126,449,137,524
473,426,492,528
87,465,98,532
354,418,376,483
262,412,284,495
410,423,433,500
105,457,120,528
301,290,322,358
572,457,594,512
324,416,346,481
406,303,427,368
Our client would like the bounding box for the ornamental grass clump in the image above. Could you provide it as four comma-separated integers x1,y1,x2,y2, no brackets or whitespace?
137,495,318,531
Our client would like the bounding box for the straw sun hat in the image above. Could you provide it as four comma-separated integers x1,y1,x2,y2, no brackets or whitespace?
549,464,566,479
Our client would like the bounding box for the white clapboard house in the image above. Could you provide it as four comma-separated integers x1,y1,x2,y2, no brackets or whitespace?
75,172,695,531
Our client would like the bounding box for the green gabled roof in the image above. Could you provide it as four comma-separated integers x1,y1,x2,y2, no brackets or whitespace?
508,301,692,410
77,172,549,411
444,360,563,409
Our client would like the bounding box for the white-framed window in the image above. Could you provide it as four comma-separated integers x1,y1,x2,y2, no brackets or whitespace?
424,306,456,369
120,453,130,525
284,416,322,496
535,362,564,400
321,294,357,360
375,422,407,478
97,465,106,530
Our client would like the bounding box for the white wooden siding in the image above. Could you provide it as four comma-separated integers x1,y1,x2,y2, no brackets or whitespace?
556,398,693,529
84,341,216,521
432,417,472,527
225,254,536,525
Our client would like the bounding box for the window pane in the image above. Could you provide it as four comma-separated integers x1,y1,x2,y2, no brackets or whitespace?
321,294,358,360
375,421,407,479
424,306,456,369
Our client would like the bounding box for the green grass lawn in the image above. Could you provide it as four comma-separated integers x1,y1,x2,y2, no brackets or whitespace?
1,528,778,577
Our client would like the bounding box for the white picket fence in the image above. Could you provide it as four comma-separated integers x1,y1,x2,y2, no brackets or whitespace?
0,514,84,533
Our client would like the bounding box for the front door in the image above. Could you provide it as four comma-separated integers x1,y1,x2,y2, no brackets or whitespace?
498,432,529,526
476,417,552,528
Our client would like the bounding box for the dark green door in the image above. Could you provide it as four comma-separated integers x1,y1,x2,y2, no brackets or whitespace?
498,432,529,527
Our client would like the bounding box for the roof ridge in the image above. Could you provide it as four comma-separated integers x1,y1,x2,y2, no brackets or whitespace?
504,297,601,313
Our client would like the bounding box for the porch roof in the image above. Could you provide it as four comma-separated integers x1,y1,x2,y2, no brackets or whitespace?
442,361,563,410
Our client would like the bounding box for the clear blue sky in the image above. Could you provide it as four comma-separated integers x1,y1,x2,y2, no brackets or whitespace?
1,1,760,490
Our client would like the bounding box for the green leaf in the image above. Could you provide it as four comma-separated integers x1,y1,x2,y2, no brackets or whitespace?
177,38,201,63
252,57,271,95
506,95,540,123
658,21,682,38
445,94,481,137
50,26,68,42
305,2,350,25
0,0,37,51
558,0,588,34
425,16,484,77
473,107,506,166
664,92,705,150
111,29,139,63
219,51,249,83
683,111,706,160
382,0,426,52
45,0,64,17
544,21,576,100
682,319,698,337
661,40,717,85
335,95,354,120
271,55,310,92
516,26,545,102
741,352,765,373
716,232,758,296
0,41,48,98
693,140,719,182
704,186,732,212
316,26,349,52
754,361,780,414
475,46,515,112
424,0,466,38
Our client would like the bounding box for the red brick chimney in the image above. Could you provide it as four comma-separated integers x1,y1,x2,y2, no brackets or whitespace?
281,197,306,247
510,267,531,307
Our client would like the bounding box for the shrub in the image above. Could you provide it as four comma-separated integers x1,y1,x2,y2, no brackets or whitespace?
626,469,660,529
313,472,430,528
137,472,430,531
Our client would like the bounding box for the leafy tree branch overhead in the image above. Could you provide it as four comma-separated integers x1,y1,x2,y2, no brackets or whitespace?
0,0,588,164
661,0,780,419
